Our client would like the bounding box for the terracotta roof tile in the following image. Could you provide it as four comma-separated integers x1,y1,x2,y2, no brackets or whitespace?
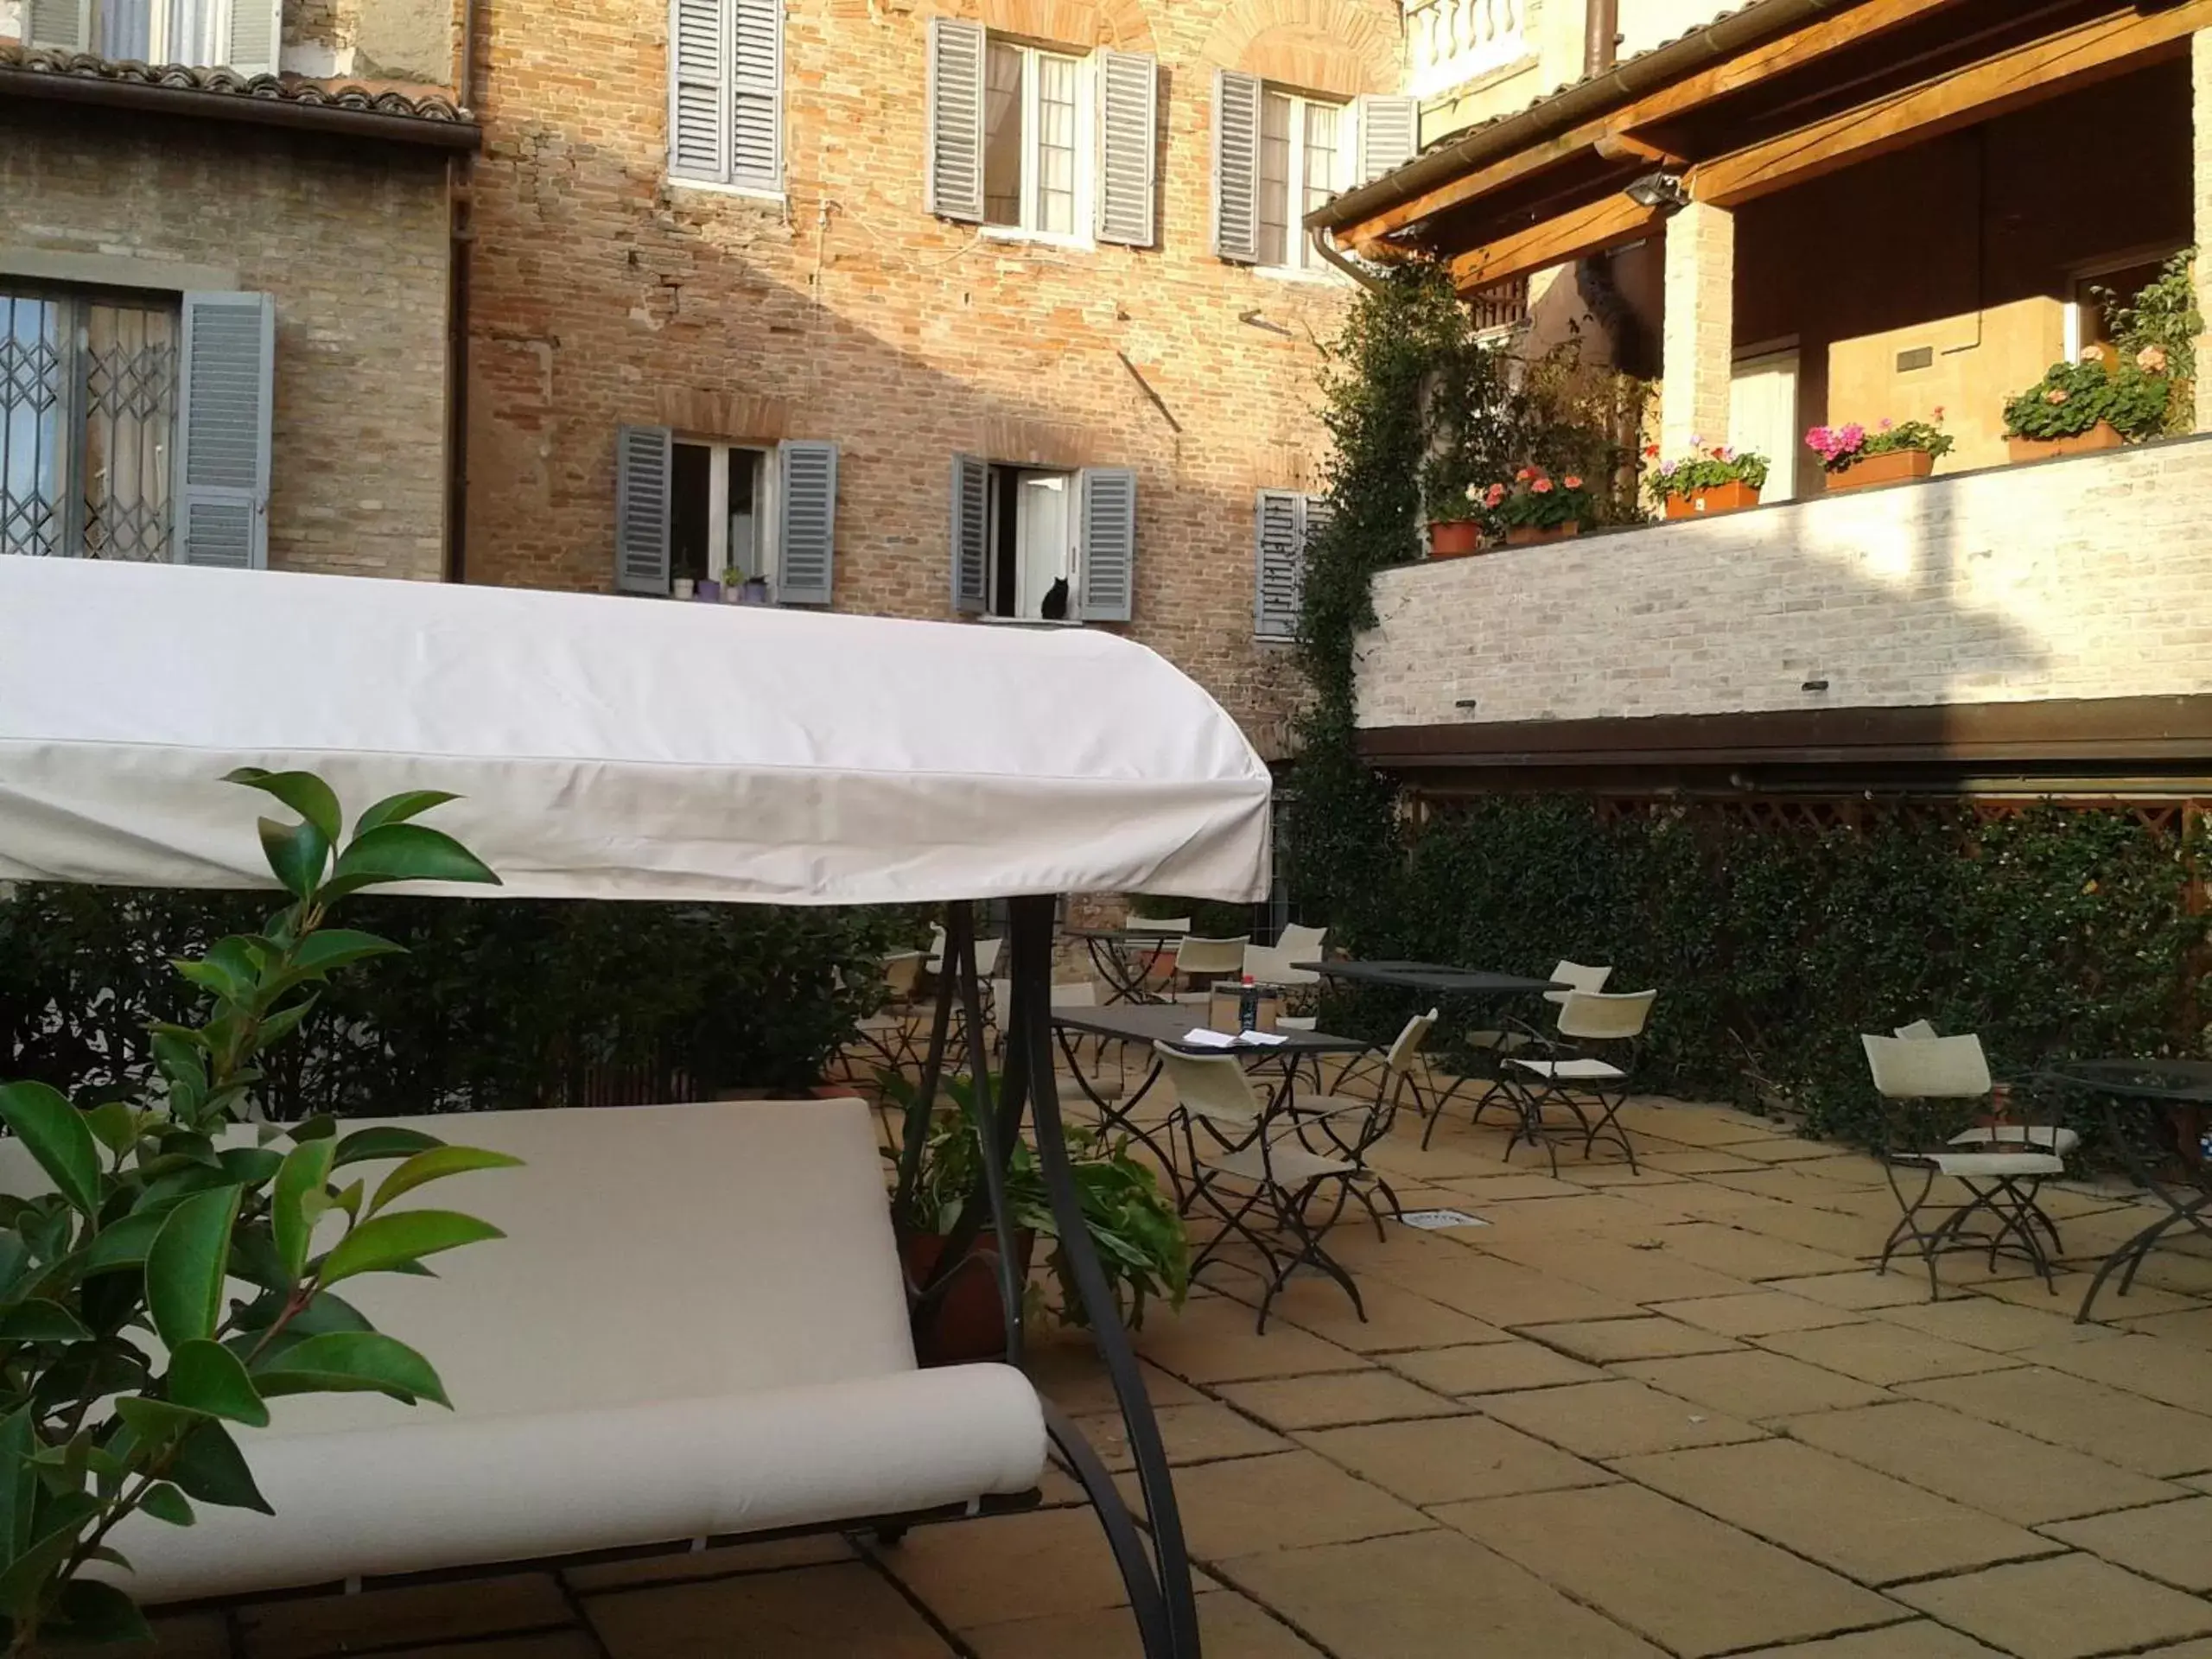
0,42,474,126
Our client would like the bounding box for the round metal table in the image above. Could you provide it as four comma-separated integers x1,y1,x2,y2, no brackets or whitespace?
2044,1058,2212,1324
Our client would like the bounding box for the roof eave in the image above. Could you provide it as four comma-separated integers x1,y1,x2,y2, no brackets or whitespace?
0,59,481,150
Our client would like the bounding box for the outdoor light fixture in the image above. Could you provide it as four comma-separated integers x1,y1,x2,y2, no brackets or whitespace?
1623,171,1690,213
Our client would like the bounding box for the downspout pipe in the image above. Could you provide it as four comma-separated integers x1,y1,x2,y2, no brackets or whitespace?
1585,0,1620,79
443,0,480,583
1306,0,1866,238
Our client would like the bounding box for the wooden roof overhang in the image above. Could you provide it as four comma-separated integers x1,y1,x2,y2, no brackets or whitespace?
1309,0,2212,292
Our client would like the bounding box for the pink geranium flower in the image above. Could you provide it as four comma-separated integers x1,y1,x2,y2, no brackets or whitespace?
1532,479,1554,494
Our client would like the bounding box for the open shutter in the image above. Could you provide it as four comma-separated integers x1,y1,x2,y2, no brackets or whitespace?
614,424,673,595
224,0,281,73
27,0,91,51
1077,466,1135,623
1212,69,1262,264
776,439,836,605
730,0,782,191
670,0,728,180
1254,490,1302,641
927,18,986,224
1096,49,1159,249
172,293,274,570
1356,94,1418,185
950,453,988,613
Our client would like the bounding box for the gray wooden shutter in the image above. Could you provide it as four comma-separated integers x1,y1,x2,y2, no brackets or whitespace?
950,453,988,614
27,0,91,51
615,424,673,594
172,292,274,570
1254,489,1301,641
730,0,782,191
1356,94,1417,185
776,439,836,605
1077,466,1135,623
1096,49,1158,249
927,18,986,224
1212,69,1262,264
669,0,728,181
224,0,281,73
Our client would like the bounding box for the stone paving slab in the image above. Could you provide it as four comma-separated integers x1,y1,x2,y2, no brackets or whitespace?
2040,1495,2212,1592
1297,1413,1618,1505
1434,1482,1909,1657
1903,1367,2212,1478
563,1534,855,1592
378,1638,602,1659
2012,1331,2212,1417
1134,1298,1370,1384
1479,1236,1760,1303
584,1564,955,1659
1888,1552,2212,1659
1138,1449,1433,1558
1254,1279,1512,1354
1213,1370,1465,1430
1367,1249,1643,1325
1756,1320,2026,1384
869,1509,1149,1628
1382,1337,1605,1395
1877,1294,2128,1352
1649,1221,1868,1281
1766,1269,1936,1309
1517,1313,1745,1362
1477,1377,1769,1459
1729,1624,2008,1657
963,1591,1325,1658
1650,1290,1869,1336
1611,1438,2065,1586
1065,1402,1289,1471
238,1574,572,1659
1618,1350,1891,1419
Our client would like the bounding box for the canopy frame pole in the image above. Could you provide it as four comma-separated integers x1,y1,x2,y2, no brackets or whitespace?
1009,895,1201,1658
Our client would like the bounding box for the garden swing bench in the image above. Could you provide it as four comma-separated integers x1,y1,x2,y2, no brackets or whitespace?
0,556,1274,1659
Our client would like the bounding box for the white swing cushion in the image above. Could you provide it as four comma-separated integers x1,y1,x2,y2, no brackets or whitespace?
1899,1149,2066,1179
31,1099,1049,1604
1948,1124,2082,1156
1508,1057,1625,1082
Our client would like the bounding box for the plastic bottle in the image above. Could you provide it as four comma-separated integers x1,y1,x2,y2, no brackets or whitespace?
1238,972,1258,1033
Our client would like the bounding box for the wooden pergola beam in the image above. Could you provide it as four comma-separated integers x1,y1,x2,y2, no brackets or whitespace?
1447,195,1670,290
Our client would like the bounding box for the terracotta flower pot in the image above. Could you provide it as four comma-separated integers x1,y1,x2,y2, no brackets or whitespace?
1504,520,1580,546
2005,421,2123,464
903,1229,1037,1366
1663,480,1761,518
1427,518,1486,559
1824,448,1936,493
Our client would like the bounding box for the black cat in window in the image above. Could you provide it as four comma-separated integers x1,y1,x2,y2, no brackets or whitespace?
1039,577,1070,620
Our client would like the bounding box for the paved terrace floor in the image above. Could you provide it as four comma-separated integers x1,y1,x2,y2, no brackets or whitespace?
139,1095,2212,1659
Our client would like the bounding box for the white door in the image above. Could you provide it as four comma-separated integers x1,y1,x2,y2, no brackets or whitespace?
1729,349,1800,504
1014,472,1071,618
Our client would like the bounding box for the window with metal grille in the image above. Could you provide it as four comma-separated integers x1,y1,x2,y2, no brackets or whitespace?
1468,274,1532,337
1,288,178,562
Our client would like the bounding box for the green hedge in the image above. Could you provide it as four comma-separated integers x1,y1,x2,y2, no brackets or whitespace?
0,886,920,1115
1321,796,2207,1147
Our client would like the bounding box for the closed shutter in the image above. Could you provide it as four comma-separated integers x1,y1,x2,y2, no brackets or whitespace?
225,0,281,72
1254,490,1301,641
950,453,988,613
1212,69,1262,264
670,0,728,181
614,424,673,594
730,0,782,191
1356,94,1418,185
172,292,274,570
1077,466,1135,623
27,0,90,51
927,18,986,224
1095,48,1158,249
776,439,836,605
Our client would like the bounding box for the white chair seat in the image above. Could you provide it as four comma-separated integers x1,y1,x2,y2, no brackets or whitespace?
1276,1014,1318,1032
1200,1141,1352,1187
1948,1124,2082,1156
1902,1149,2066,1179
1508,1056,1624,1081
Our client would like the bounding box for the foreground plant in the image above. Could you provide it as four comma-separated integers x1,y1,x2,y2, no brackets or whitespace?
1805,411,1955,474
0,772,511,1653
1644,442,1770,505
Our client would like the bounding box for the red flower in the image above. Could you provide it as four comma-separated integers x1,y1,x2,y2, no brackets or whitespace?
1514,467,1534,482
1562,474,1583,489
1643,444,1660,459
1483,483,1505,507
1532,479,1554,494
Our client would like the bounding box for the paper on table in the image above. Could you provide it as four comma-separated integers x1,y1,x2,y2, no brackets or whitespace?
1179,1028,1288,1049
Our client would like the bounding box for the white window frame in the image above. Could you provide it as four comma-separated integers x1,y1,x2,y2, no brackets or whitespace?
1256,87,1352,279
671,438,778,590
980,38,1096,250
982,461,1083,623
664,0,785,203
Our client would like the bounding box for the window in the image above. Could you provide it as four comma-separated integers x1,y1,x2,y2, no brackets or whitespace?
982,41,1081,236
3,287,273,569
1214,78,1414,268
615,427,837,603
668,0,784,194
1257,92,1343,270
1254,489,1327,640
26,0,279,72
950,455,1135,623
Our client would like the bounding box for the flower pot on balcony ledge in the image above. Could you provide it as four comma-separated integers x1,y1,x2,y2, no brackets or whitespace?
1427,519,1486,559
2006,421,2123,464
1663,480,1761,518
1824,448,1936,493
1505,521,1580,547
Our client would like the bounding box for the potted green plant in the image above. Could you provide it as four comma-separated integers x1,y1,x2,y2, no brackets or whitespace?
2002,358,2168,461
1808,411,1956,492
1484,466,1592,546
1644,441,1770,518
2093,248,2200,438
1420,452,1488,559
881,1071,1187,1364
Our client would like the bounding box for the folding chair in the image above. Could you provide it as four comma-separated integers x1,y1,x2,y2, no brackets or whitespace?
1897,1020,2081,1186
1425,960,1615,1147
1863,1032,2069,1298
1155,1045,1368,1333
1167,935,1250,1003
1498,988,1656,1173
1283,1008,1435,1237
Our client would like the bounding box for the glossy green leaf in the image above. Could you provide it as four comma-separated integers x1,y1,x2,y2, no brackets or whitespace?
225,768,342,844
253,993,320,1052
55,1577,153,1643
329,823,499,892
166,1421,270,1515
0,1301,90,1344
316,1210,500,1287
353,790,461,836
252,1331,449,1407
145,1186,241,1348
82,1102,138,1158
139,1483,194,1529
113,1396,203,1446
166,1339,270,1427
257,817,330,899
271,1137,336,1282
329,1126,442,1169
0,1409,37,1558
284,929,405,980
216,1147,283,1188
0,1083,101,1217
368,1147,522,1216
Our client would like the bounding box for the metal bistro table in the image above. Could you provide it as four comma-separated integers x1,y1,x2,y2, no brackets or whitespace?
1065,925,1197,1003
2044,1058,2212,1324
1051,1002,1371,1204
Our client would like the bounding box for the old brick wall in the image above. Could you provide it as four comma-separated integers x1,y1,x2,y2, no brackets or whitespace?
2,105,452,582
1357,438,2212,729
463,0,1404,757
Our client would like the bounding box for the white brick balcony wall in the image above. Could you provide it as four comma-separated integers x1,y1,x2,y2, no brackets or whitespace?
1355,438,2212,730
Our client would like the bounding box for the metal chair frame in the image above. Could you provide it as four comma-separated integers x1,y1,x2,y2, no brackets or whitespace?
1497,989,1656,1173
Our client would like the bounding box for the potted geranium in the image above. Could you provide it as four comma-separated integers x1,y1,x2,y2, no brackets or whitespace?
2002,356,2168,461
1486,466,1592,546
1808,410,1955,492
1421,454,1489,558
1645,440,1770,518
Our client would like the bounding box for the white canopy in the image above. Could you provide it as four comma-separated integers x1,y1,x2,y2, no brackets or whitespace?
0,558,1272,904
